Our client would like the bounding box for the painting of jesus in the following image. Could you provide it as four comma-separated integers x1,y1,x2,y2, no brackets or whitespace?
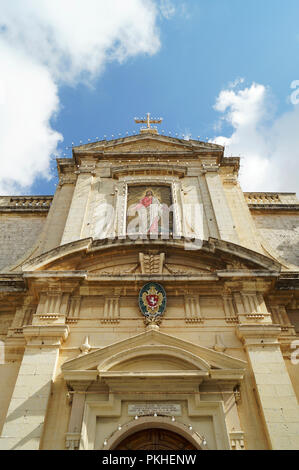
127,185,173,236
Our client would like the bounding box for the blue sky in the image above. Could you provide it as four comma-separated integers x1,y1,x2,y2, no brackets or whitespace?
1,0,299,195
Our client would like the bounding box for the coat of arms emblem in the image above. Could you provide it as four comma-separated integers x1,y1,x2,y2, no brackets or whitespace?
138,282,166,326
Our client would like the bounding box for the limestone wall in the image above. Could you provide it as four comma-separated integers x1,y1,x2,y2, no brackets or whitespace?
251,212,299,268
0,213,46,272
0,362,22,436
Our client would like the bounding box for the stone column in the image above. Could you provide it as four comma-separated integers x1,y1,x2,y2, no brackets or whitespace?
203,165,239,244
61,158,96,245
0,325,69,450
237,324,299,450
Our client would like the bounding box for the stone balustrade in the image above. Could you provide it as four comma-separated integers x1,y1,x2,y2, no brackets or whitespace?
0,196,53,211
244,192,299,207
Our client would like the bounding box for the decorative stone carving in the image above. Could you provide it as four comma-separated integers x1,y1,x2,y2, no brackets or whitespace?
7,295,37,337
75,160,97,175
270,305,293,332
65,432,81,450
213,334,226,352
80,336,91,355
233,292,269,322
58,172,77,187
101,296,120,323
223,294,238,323
226,261,248,270
165,264,194,275
67,295,81,324
184,295,203,323
139,252,165,275
230,431,245,450
33,290,70,325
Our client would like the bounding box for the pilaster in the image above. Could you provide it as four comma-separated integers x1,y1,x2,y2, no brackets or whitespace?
237,324,299,450
0,325,69,450
65,380,93,450
61,157,97,245
220,383,245,450
203,165,239,244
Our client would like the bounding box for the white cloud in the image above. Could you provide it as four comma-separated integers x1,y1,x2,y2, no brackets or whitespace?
0,0,162,194
0,42,62,194
213,81,299,195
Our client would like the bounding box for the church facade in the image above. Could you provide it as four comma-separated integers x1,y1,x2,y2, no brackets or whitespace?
0,123,299,450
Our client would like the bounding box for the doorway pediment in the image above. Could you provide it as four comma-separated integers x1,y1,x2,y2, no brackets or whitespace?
62,329,246,390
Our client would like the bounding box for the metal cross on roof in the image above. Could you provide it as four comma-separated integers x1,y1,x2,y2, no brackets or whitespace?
134,112,163,130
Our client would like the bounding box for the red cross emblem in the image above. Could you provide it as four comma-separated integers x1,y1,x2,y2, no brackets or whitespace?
146,294,159,310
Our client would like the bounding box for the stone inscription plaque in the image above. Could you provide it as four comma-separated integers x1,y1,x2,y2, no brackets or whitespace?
128,403,181,416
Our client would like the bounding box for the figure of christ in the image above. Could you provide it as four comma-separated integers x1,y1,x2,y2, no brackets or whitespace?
135,189,162,234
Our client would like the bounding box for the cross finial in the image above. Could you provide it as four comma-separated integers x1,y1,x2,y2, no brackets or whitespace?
134,113,163,134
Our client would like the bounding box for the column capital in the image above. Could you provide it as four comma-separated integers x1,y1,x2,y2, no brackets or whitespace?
229,431,245,450
23,324,69,347
236,324,281,347
63,370,98,390
65,432,81,450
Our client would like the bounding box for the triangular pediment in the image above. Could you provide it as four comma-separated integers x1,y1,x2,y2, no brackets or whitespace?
103,137,193,153
61,329,246,375
72,133,224,156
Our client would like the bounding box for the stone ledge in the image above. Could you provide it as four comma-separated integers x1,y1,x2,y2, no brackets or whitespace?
23,324,69,346
236,324,282,347
248,204,299,211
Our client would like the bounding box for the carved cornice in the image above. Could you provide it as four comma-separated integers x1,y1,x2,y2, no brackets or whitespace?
236,324,282,347
23,324,69,347
0,275,26,293
111,164,186,179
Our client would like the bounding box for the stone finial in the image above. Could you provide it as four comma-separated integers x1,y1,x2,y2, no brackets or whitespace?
213,334,226,352
80,336,91,355
146,324,160,332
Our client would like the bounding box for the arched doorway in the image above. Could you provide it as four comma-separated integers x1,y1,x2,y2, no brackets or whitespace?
114,428,197,450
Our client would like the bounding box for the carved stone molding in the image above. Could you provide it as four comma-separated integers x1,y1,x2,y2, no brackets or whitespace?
230,431,245,450
270,305,294,333
213,334,226,352
184,295,203,323
233,292,270,323
7,296,37,337
222,295,238,324
33,291,70,325
58,172,77,187
112,164,186,179
139,252,165,275
23,324,69,347
236,324,281,348
66,296,81,324
65,432,81,450
101,297,120,323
